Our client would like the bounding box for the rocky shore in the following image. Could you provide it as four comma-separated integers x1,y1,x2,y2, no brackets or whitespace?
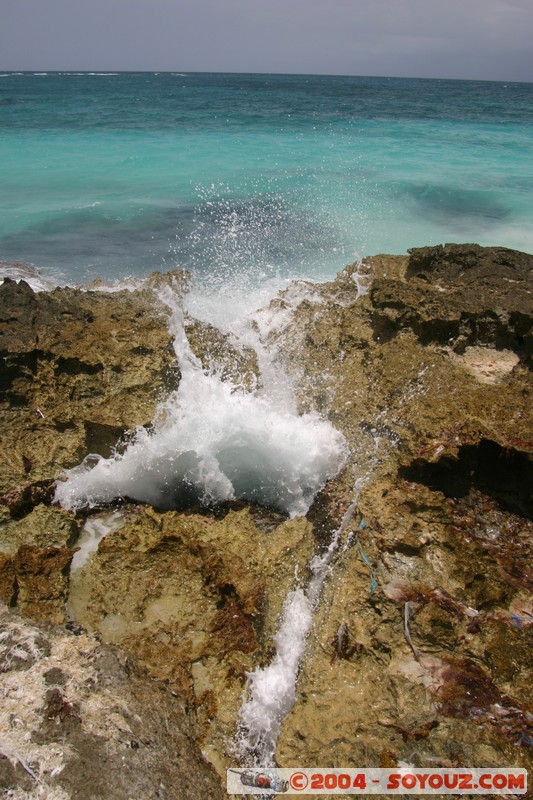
0,244,531,798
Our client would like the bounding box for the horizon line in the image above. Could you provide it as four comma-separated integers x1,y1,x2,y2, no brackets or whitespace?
0,69,532,85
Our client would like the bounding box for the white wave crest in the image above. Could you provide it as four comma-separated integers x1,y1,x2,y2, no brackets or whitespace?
0,262,58,292
55,285,347,517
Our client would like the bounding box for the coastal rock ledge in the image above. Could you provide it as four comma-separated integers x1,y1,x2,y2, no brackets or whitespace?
0,243,531,799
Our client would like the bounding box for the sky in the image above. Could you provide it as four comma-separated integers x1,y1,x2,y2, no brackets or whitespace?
1,0,532,82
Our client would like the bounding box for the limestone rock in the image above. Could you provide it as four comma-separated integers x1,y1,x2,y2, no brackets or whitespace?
265,244,532,774
0,504,79,555
0,605,225,800
371,244,532,362
0,244,531,786
0,276,257,495
66,504,314,773
0,278,177,494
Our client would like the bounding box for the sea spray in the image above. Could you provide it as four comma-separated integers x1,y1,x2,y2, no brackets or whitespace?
55,284,347,517
0,262,57,293
69,512,125,572
236,492,362,766
237,588,313,765
235,349,438,766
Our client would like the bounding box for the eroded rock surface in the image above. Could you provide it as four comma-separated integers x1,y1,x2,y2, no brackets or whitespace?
0,606,225,800
262,244,532,777
67,505,314,773
0,273,256,495
0,244,531,796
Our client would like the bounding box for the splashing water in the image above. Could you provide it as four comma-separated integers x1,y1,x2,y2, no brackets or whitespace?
69,512,125,571
237,587,313,765
55,284,347,517
236,492,362,766
235,356,439,766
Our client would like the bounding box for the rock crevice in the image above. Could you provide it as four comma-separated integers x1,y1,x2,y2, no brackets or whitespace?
0,244,531,795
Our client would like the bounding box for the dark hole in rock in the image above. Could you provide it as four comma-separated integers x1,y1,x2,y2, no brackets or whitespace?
215,582,237,609
84,421,128,459
400,439,532,520
55,356,104,376
0,350,44,399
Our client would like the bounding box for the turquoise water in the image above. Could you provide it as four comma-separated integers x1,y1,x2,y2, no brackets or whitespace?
1,72,532,289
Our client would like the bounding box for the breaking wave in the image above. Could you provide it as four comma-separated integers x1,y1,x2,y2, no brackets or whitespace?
55,284,347,518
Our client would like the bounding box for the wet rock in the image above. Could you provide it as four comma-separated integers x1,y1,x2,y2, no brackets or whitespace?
186,318,258,390
371,244,533,361
0,276,257,496
0,245,531,784
0,503,79,554
0,553,16,607
0,505,81,623
11,544,76,623
406,242,533,291
66,504,314,773
0,480,55,518
267,244,532,776
0,279,176,494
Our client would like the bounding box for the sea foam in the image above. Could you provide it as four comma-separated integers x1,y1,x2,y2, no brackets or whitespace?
0,262,58,293
55,285,347,517
237,587,313,763
236,497,360,765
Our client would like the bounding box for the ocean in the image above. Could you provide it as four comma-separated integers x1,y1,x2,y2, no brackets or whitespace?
1,71,532,315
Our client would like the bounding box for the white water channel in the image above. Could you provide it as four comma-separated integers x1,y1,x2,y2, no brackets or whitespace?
53,276,362,767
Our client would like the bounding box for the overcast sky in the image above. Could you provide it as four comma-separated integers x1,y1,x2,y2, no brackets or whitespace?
1,0,532,81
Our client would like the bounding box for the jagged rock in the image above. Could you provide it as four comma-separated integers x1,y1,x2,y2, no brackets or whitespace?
0,244,531,786
0,480,55,517
265,244,532,774
66,504,314,773
0,277,258,495
0,554,16,606
0,505,81,623
0,605,225,800
0,504,79,553
186,318,258,389
0,278,177,494
5,544,76,624
371,244,532,360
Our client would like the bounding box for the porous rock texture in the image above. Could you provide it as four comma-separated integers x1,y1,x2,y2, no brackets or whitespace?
262,243,532,783
0,605,225,800
0,244,531,798
0,271,256,495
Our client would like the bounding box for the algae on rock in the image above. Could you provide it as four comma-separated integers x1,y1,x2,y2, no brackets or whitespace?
262,244,532,775
0,244,531,793
66,504,314,773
